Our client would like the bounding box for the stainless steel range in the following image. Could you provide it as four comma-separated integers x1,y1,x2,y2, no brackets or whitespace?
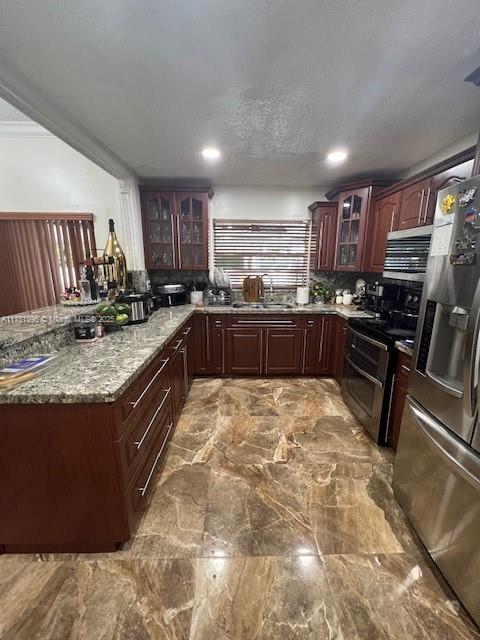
342,283,420,444
393,176,480,627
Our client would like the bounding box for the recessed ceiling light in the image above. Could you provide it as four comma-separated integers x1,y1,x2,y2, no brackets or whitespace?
326,149,348,164
201,147,221,160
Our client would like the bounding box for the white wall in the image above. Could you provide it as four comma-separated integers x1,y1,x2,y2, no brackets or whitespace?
0,122,145,269
403,133,478,178
210,186,328,221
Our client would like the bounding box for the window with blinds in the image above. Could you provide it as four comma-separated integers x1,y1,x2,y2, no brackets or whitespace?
0,213,96,316
213,220,311,288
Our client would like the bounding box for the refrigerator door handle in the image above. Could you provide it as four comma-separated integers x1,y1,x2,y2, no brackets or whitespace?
408,397,480,489
465,283,480,417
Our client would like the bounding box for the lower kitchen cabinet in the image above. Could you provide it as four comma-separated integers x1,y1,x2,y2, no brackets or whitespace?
0,319,194,554
334,317,348,384
387,351,412,450
192,314,224,375
303,317,319,374
265,328,303,374
225,328,263,374
316,316,336,375
202,314,337,376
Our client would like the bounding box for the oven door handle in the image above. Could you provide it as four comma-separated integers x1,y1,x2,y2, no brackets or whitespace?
346,355,384,388
348,325,389,351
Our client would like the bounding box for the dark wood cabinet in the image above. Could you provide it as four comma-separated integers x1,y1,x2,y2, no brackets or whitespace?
396,177,432,230
364,191,402,272
334,317,347,384
309,201,337,271
334,187,370,270
387,351,412,450
170,345,187,420
140,187,211,270
192,313,208,374
315,315,336,375
265,329,303,374
209,316,225,375
303,317,318,375
428,159,474,221
225,328,263,375
0,341,189,553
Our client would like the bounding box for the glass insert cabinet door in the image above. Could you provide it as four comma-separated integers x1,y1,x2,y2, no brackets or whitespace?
335,188,369,270
144,191,176,269
176,192,208,269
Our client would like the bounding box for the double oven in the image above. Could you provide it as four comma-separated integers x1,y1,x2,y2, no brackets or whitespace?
342,323,392,444
341,282,420,445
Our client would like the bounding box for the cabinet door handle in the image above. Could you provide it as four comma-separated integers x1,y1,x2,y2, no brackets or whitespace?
401,364,411,373
417,190,425,225
317,219,324,269
133,387,172,449
137,424,173,496
422,187,431,224
390,209,396,232
206,315,211,363
170,216,176,269
171,339,183,350
182,326,192,336
129,359,169,409
176,214,182,268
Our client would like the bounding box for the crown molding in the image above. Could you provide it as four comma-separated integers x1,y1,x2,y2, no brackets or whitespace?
0,62,134,179
0,120,53,138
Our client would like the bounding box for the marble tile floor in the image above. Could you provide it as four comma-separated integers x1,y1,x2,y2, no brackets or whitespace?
1,377,479,639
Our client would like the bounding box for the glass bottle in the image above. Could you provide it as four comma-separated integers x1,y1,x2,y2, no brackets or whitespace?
104,219,127,291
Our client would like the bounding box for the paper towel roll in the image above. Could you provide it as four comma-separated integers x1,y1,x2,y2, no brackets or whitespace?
296,286,310,305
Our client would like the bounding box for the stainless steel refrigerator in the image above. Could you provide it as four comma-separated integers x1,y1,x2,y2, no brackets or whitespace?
393,176,480,626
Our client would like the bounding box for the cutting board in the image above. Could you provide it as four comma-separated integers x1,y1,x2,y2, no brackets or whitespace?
242,276,264,302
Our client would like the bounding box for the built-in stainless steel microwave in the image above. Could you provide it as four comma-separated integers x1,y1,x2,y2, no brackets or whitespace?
383,226,432,282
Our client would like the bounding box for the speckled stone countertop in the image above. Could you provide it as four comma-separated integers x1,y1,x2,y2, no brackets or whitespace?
0,304,82,350
394,340,414,357
0,304,370,405
203,304,369,319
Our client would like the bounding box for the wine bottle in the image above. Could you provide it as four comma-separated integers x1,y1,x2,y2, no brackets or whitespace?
104,219,127,291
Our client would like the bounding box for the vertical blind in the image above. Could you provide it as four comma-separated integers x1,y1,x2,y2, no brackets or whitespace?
213,220,311,288
0,213,96,316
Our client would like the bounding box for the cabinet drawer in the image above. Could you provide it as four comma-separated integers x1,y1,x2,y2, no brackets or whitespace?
227,314,302,328
123,407,174,530
168,323,192,352
115,385,172,488
395,352,412,385
115,354,170,439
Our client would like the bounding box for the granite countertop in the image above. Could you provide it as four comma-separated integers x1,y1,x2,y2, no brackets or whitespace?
0,304,81,350
394,341,414,357
0,306,195,405
203,304,369,319
0,303,369,405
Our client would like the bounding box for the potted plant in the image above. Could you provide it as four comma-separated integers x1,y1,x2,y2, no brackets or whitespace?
310,282,334,305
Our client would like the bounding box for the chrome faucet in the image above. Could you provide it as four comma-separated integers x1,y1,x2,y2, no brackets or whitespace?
260,274,274,302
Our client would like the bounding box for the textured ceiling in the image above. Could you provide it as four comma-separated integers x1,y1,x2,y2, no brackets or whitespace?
0,0,479,186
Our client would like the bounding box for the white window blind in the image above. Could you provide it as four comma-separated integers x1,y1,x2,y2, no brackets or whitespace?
213,220,311,288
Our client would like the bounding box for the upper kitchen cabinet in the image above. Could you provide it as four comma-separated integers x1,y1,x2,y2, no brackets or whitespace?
308,201,337,271
325,180,392,271
396,177,433,230
364,191,402,272
140,186,212,270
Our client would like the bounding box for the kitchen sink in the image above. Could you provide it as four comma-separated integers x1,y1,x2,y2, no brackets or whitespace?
232,302,294,309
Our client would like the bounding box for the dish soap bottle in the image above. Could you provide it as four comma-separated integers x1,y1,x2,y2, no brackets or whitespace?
104,219,127,292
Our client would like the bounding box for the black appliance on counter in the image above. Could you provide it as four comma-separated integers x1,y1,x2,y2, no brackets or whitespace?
342,282,421,445
116,292,151,324
156,284,187,307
